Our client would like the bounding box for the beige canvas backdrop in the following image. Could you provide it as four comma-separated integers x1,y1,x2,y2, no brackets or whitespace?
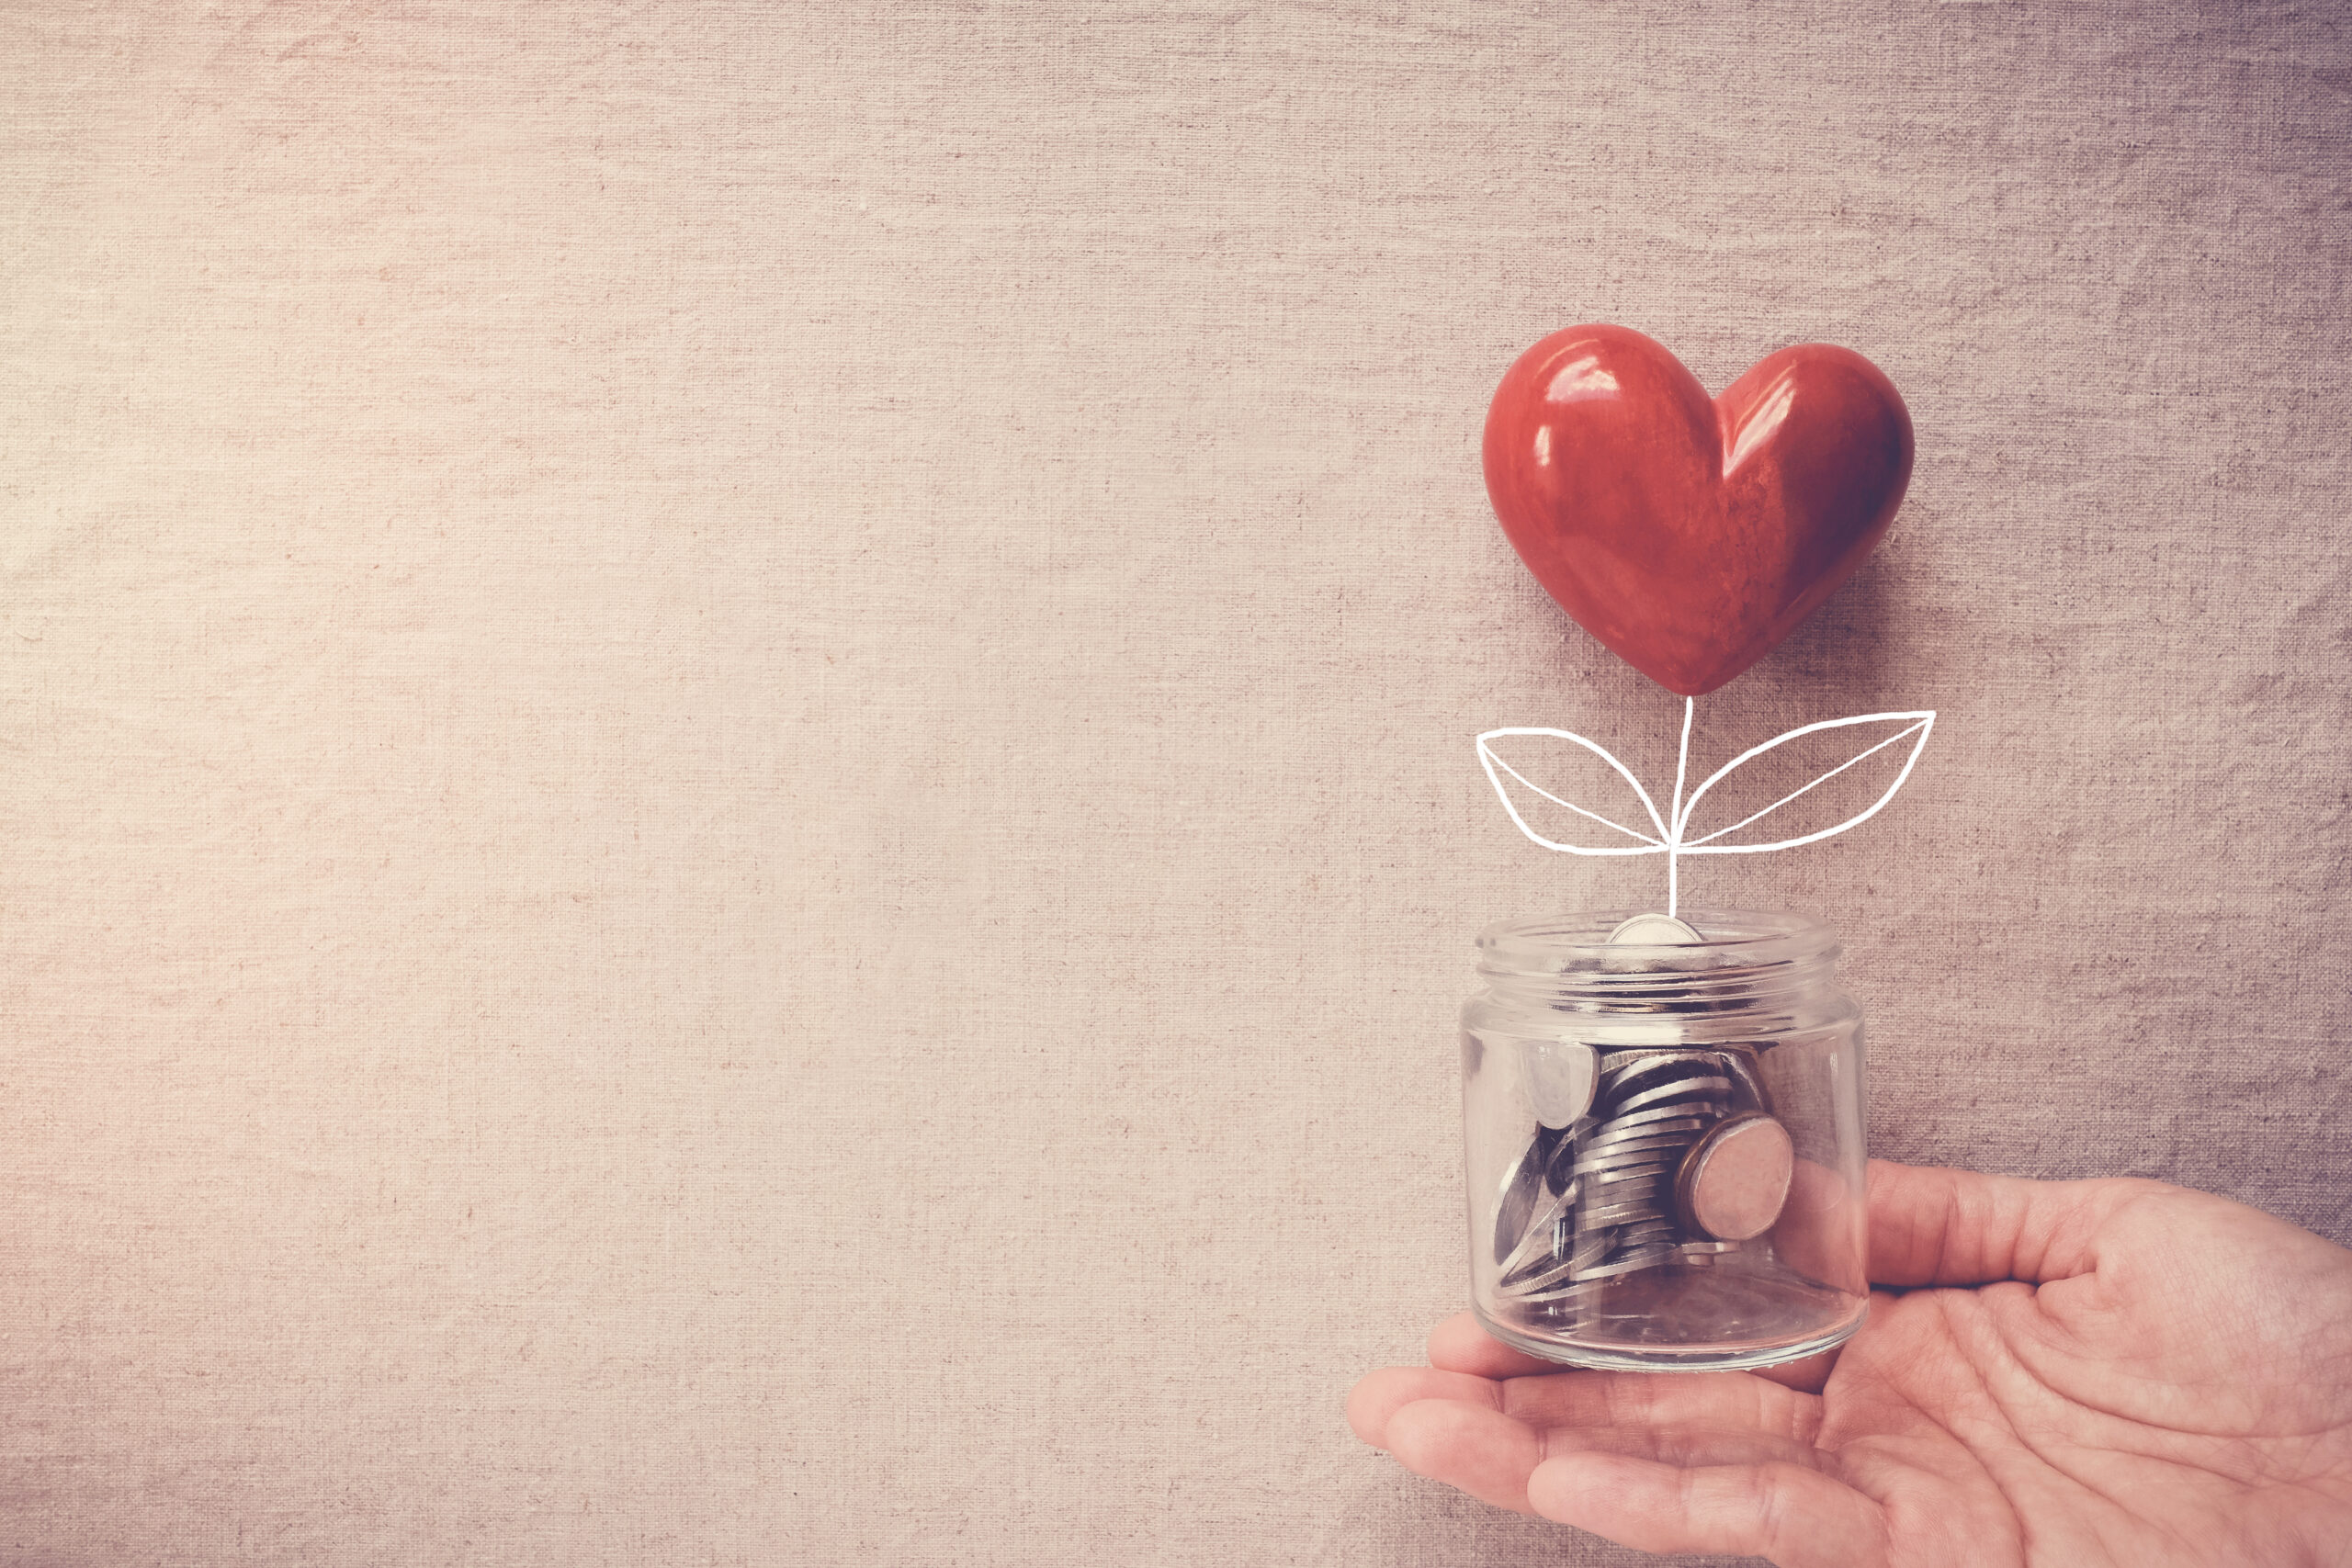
4,3,2346,1563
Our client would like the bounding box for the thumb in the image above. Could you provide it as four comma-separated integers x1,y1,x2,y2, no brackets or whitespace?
1527,1451,1886,1568
1867,1158,2163,1288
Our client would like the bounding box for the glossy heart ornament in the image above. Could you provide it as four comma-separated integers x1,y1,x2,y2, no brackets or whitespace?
1483,325,1913,696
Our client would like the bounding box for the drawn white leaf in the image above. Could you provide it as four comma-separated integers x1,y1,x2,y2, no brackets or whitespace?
1677,711,1935,856
1476,728,1670,857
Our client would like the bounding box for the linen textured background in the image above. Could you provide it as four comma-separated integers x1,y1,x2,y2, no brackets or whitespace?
4,4,2346,1563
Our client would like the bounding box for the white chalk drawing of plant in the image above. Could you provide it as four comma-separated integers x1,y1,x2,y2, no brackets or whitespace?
1477,699,1935,916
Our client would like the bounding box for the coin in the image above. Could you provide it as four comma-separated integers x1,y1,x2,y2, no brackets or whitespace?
1492,1137,1550,1265
1588,1106,1713,1138
1602,1051,1727,1095
1514,1274,1610,1304
1606,913,1706,945
1502,1255,1583,1294
1525,1039,1599,1130
1567,1135,1692,1174
1575,1196,1668,1227
1612,1076,1734,1116
1508,1226,1618,1297
1675,1111,1795,1243
1500,1236,1577,1291
1563,1227,1617,1269
1543,1129,1583,1197
1717,1049,1771,1113
1591,1159,1678,1185
1572,1245,1677,1280
1497,1179,1581,1279
1586,1104,1713,1139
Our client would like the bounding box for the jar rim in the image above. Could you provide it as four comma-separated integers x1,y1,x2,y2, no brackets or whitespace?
1476,908,1839,979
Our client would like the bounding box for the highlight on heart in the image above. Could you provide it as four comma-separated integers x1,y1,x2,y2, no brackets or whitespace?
1477,325,1931,914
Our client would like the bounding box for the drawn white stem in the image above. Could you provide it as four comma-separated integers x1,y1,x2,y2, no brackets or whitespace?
1667,696,1694,917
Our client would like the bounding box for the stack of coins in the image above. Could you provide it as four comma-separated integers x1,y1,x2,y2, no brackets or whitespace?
1492,1046,1773,1306
1487,914,1801,1314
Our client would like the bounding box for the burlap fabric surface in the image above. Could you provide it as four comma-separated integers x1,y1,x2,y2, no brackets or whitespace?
4,4,2346,1563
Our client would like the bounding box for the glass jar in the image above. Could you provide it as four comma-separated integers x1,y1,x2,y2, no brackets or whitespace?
1461,908,1869,1371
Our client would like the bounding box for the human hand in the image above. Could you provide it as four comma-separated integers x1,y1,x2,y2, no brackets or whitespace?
1348,1159,2352,1566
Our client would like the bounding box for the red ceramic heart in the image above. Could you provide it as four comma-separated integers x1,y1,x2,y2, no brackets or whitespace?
1483,325,1913,696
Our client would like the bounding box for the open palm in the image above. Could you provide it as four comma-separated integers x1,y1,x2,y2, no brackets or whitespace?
1349,1160,2352,1565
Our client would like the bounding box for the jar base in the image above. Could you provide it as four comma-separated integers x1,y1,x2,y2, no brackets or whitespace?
1473,1277,1867,1372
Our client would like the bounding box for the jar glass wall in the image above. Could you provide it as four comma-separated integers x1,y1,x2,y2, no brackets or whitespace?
1462,908,1869,1371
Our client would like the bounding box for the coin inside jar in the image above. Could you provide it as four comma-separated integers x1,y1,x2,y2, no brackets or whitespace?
1524,1039,1599,1130
1674,1111,1795,1242
1493,1137,1550,1264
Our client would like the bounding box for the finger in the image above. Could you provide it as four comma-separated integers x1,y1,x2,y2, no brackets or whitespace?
1498,1368,1822,1449
1346,1366,1499,1449
1867,1158,2165,1287
1543,1422,1824,1471
1529,1452,1887,1568
1384,1397,1544,1516
1426,1312,1564,1378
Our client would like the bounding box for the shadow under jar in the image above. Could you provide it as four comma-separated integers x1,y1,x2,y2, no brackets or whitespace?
1461,909,1869,1371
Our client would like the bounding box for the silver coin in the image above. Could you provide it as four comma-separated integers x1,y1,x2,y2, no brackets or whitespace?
1610,1097,1726,1129
1591,1159,1678,1185
1675,1111,1796,1243
1505,1215,1610,1289
1598,1075,1716,1113
1677,1240,1742,1256
1552,1114,1602,1147
1500,1239,1579,1291
1602,1049,1730,1090
1524,1039,1599,1130
1601,1118,1724,1156
1564,1227,1617,1269
1568,1137,1695,1175
1576,1179,1665,1208
1541,1134,1577,1197
1580,1118,1712,1155
1611,1076,1735,1116
1497,1223,1558,1286
1576,1187,1663,1215
1589,1106,1715,1138
1496,1179,1581,1279
1717,1049,1770,1111
1491,1138,1551,1265
1599,1081,1731,1114
1511,1228,1617,1295
1514,1275,1610,1304
1572,1245,1676,1281
1577,1168,1669,1198
1606,913,1706,945
1500,1256,1581,1295
1577,1182,1666,1208
1605,1053,1724,1085
1578,1123,1694,1156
